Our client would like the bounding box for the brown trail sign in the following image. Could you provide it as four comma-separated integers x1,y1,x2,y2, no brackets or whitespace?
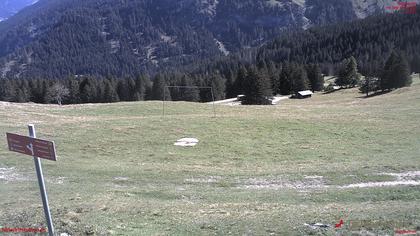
5,125,56,236
6,133,56,161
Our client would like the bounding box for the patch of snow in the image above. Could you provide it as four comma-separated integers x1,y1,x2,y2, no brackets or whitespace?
50,176,66,185
304,175,323,179
174,138,199,147
239,177,326,190
304,223,331,230
0,167,29,182
340,171,420,189
340,181,420,189
114,177,129,181
185,176,222,183
270,95,289,105
214,38,229,56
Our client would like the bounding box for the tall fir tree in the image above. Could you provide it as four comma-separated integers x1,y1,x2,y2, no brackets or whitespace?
336,56,361,88
411,54,420,74
381,51,412,90
152,74,171,100
291,65,309,93
306,64,324,92
242,66,272,105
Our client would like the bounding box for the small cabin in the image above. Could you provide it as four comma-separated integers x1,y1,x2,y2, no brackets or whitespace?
295,90,313,99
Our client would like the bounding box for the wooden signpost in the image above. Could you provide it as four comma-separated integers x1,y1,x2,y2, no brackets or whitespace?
6,124,56,236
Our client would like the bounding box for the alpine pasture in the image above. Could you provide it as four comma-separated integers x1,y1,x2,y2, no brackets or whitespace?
0,75,419,235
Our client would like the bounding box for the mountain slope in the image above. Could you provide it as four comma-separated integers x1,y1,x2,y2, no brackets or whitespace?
0,0,405,78
0,0,38,21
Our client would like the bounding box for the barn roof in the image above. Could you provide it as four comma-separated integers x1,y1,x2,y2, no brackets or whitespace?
298,90,314,96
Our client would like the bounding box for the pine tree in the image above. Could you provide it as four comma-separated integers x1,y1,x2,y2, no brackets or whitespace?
291,65,309,93
135,75,151,101
104,79,119,102
210,74,226,101
242,67,272,105
381,51,412,90
0,79,16,102
279,63,292,95
335,56,361,88
233,67,247,96
67,77,81,104
306,64,324,92
179,75,200,102
411,54,420,74
152,74,171,100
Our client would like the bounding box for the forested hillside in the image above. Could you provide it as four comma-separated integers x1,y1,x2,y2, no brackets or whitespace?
0,0,390,79
1,11,419,104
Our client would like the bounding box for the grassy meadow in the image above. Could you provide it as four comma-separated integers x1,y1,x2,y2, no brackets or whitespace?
0,75,420,235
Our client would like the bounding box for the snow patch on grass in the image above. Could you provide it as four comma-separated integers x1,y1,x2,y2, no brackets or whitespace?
0,167,29,182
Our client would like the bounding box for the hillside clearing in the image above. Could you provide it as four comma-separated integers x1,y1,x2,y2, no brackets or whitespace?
0,75,419,235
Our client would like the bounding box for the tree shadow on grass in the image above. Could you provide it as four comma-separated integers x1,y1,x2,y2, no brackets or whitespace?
356,90,391,99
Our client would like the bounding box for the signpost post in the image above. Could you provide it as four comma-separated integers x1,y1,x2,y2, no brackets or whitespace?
6,124,56,236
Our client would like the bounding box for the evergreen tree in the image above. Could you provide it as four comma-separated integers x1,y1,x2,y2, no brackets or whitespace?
210,74,226,101
135,75,151,101
381,51,411,90
291,65,309,93
104,79,120,102
0,79,15,102
80,78,97,103
67,77,81,104
179,75,200,102
151,74,171,100
233,67,247,96
411,54,420,74
306,64,324,92
225,70,236,98
335,56,361,88
279,63,293,95
242,67,272,105
117,79,129,101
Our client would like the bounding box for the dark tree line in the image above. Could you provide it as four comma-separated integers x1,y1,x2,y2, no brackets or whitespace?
359,51,412,95
0,61,324,105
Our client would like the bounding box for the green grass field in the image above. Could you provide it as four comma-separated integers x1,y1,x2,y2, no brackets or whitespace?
1,75,420,235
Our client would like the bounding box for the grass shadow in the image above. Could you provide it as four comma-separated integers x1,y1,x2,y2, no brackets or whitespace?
357,90,391,99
